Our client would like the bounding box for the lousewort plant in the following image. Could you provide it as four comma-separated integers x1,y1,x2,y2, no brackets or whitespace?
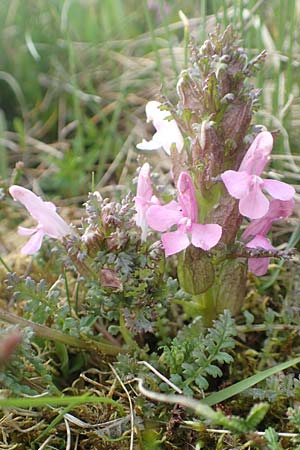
2,25,299,448
8,27,295,331
135,26,295,324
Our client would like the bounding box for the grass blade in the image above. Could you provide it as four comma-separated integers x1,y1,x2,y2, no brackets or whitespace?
0,394,124,413
203,356,300,406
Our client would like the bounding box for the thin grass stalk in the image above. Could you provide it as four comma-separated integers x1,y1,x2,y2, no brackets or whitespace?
222,0,229,27
200,0,207,43
159,0,178,77
285,0,296,120
0,111,8,178
66,35,85,157
142,0,166,92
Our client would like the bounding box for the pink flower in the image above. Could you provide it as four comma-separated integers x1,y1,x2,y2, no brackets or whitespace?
134,163,159,241
136,101,184,155
221,132,295,219
242,198,295,241
241,198,294,276
9,185,71,255
146,172,222,256
245,235,274,276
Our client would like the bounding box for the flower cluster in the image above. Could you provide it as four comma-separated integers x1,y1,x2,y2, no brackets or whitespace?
134,103,295,276
221,132,295,220
136,167,222,256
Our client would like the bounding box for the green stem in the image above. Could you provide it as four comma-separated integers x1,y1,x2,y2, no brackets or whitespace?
119,311,139,350
0,309,124,356
0,256,11,272
193,287,217,327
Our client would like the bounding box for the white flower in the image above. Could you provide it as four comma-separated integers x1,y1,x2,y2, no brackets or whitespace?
136,101,184,155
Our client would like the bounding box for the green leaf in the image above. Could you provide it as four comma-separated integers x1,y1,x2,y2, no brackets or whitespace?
206,365,223,378
195,375,209,390
215,352,233,364
246,403,269,428
203,356,300,406
264,427,284,450
0,395,124,414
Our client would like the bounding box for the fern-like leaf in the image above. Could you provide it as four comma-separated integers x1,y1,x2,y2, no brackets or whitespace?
162,310,236,392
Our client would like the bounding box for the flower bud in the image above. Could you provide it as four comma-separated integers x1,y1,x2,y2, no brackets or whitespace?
177,70,204,113
81,227,104,257
100,268,123,291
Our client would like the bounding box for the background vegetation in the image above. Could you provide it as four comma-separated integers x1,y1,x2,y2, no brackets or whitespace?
1,0,299,196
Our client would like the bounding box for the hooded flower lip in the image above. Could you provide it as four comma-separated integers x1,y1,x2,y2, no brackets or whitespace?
146,172,222,256
238,131,273,175
221,131,295,219
136,101,184,155
9,185,71,255
134,163,159,241
242,198,295,241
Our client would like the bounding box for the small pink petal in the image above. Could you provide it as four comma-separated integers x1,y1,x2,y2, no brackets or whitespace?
43,214,71,239
146,202,182,232
177,172,198,222
246,235,274,251
239,132,273,175
242,198,295,240
134,165,159,242
246,235,274,276
18,226,37,236
134,199,148,240
161,229,190,256
267,198,295,219
242,218,272,241
248,257,270,276
239,184,270,219
137,163,153,200
263,179,295,201
191,224,222,250
44,201,57,212
21,229,45,255
221,170,252,199
9,186,44,221
9,185,71,247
